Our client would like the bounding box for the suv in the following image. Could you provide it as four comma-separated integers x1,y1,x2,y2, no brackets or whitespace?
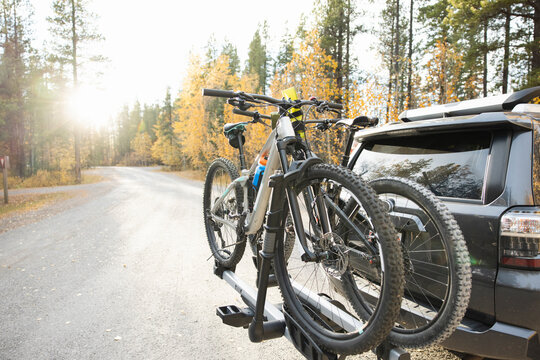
348,87,540,360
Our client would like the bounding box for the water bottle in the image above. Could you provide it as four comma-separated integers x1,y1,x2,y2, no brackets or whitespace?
252,155,267,190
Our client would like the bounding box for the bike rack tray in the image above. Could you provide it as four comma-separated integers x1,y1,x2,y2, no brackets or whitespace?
215,266,410,360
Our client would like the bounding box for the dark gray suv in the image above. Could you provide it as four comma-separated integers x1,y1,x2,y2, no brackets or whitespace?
348,87,540,360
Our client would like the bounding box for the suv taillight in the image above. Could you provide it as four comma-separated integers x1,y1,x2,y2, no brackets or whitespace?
500,207,540,270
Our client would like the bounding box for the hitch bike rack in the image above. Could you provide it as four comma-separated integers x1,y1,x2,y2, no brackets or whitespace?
214,265,410,360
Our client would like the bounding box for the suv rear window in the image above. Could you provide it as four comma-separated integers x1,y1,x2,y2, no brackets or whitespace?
354,131,491,200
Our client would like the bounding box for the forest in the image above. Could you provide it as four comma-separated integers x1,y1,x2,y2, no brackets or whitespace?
0,0,538,185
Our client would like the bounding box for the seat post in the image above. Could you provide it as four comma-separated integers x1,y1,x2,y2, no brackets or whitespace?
237,133,247,170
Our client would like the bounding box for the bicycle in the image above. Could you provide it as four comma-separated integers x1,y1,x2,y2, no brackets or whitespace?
202,88,404,355
309,115,472,348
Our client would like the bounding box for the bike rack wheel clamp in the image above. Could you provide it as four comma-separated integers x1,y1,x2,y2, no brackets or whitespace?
213,265,410,360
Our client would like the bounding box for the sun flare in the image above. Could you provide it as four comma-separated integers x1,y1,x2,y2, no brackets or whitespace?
65,86,112,128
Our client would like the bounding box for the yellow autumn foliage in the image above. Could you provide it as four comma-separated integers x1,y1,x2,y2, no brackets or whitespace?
172,29,392,169
270,29,344,164
421,39,463,106
174,54,263,170
347,78,387,123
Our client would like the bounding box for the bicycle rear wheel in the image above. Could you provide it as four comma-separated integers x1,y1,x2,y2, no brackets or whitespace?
203,158,246,268
273,164,404,355
359,177,471,348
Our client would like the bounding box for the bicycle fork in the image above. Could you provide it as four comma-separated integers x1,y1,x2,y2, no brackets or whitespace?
248,169,287,342
248,137,325,342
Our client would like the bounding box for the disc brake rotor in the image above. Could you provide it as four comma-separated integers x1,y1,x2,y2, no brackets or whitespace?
319,232,349,276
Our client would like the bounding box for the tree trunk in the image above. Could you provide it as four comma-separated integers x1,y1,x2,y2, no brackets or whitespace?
483,20,488,97
394,0,400,109
407,0,413,108
441,41,447,104
532,1,540,86
71,0,81,183
387,5,395,122
336,5,344,99
345,0,351,95
502,7,511,94
12,2,25,177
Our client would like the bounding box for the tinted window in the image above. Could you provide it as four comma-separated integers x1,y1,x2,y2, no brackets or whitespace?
354,132,491,199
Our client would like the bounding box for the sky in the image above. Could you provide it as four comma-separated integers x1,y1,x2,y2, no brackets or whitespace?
31,1,382,123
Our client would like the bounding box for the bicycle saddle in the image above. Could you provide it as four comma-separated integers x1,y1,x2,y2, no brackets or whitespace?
223,122,247,134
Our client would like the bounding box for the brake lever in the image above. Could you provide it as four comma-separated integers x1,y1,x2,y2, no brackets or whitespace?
315,120,331,132
237,91,255,101
238,101,253,111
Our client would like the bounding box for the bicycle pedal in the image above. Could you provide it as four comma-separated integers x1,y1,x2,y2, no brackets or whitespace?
216,305,255,328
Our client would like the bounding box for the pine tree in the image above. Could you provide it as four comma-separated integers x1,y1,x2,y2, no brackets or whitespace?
379,0,409,119
130,100,142,134
0,0,32,177
142,104,159,141
316,0,361,97
116,105,130,161
152,88,182,169
47,0,105,182
245,23,269,93
449,0,538,92
222,40,240,75
275,28,294,75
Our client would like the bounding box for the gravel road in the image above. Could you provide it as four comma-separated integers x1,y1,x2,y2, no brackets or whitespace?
0,167,459,360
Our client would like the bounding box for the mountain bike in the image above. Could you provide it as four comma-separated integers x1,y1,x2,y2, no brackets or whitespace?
202,88,404,355
310,115,472,348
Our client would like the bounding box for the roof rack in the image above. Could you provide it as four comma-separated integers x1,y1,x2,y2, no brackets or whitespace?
399,86,540,122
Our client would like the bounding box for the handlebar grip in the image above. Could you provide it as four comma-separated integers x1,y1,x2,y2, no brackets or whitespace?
328,102,343,110
232,108,271,120
202,88,236,98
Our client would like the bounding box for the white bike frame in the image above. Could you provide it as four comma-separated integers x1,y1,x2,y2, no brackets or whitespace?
210,115,296,235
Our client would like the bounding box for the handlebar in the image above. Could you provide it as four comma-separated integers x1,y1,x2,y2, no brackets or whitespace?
326,102,343,110
232,108,271,120
202,88,237,98
202,88,281,104
202,88,342,109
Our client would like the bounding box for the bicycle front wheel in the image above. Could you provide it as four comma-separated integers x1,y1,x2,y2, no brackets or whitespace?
273,164,404,355
203,158,246,268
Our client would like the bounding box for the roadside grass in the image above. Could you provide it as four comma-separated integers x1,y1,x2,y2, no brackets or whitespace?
0,192,73,219
162,168,206,181
1,169,103,189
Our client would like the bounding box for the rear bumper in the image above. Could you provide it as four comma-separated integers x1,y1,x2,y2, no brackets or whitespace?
442,320,540,360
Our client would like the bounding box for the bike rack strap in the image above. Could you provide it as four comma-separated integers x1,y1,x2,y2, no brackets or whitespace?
283,308,338,360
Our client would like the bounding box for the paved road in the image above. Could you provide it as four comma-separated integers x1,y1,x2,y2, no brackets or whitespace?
0,167,308,360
